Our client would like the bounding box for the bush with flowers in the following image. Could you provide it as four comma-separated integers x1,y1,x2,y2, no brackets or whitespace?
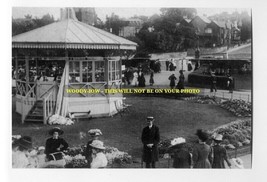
48,114,74,125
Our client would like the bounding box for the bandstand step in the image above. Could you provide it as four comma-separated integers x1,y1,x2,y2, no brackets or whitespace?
24,118,43,123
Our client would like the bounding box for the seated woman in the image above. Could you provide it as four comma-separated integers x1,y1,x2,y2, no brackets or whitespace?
89,140,108,168
45,127,69,167
84,129,103,168
12,136,33,168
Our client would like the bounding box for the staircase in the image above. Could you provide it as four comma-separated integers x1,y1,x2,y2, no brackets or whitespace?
24,100,44,123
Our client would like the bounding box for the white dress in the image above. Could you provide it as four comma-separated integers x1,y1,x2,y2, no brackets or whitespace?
131,72,138,86
91,152,108,168
12,150,30,168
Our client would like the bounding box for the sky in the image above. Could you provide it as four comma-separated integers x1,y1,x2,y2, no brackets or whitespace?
12,7,250,21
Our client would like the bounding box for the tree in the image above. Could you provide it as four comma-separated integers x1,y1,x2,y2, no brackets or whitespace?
12,14,55,36
240,11,251,41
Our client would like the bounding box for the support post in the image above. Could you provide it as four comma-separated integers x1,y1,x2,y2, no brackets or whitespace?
25,56,29,93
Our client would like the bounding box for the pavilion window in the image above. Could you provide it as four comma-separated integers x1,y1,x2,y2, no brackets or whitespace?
82,61,93,82
69,61,80,83
109,60,121,81
95,61,105,82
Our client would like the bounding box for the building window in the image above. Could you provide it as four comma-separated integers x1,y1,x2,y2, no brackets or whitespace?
205,28,212,34
95,61,105,82
69,61,80,83
69,60,105,83
82,61,92,82
109,60,121,81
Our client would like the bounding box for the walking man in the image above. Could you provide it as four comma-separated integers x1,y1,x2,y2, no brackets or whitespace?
141,116,160,168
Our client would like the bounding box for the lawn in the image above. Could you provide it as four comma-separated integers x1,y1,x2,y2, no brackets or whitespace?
12,95,239,159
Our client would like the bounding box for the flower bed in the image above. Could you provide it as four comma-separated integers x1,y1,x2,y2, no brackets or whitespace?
220,100,251,117
158,119,252,156
185,96,251,117
211,119,251,150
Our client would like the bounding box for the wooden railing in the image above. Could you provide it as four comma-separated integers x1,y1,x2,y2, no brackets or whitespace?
43,89,56,124
20,82,37,123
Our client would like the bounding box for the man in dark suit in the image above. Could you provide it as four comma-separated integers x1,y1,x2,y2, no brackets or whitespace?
141,116,160,168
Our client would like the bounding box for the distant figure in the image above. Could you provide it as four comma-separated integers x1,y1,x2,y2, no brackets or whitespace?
141,116,160,168
176,70,185,90
166,60,169,71
149,71,154,86
193,129,213,168
212,134,232,168
227,75,234,93
138,70,146,87
168,74,177,89
124,68,132,85
131,71,138,86
194,60,200,71
172,59,177,71
210,73,217,92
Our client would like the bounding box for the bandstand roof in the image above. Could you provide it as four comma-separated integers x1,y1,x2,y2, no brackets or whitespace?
12,19,137,50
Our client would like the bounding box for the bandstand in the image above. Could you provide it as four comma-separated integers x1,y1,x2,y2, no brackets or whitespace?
12,10,137,124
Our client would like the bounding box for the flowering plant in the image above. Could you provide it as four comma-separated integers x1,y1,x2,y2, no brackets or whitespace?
48,114,74,125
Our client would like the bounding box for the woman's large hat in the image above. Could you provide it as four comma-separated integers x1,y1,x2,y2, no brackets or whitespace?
48,127,64,135
14,136,33,150
89,140,105,150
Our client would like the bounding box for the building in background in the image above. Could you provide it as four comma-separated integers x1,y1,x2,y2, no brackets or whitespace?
119,18,143,37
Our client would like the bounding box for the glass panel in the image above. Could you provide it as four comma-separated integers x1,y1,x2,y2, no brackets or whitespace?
95,61,105,82
74,62,80,73
69,61,80,83
69,62,73,72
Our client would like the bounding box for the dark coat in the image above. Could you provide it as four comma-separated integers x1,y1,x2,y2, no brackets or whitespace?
45,137,68,160
212,144,231,168
172,148,192,168
169,75,177,87
141,125,160,163
192,143,213,168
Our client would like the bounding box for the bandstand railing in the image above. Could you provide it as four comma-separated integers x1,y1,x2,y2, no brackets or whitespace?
43,87,57,124
19,81,37,123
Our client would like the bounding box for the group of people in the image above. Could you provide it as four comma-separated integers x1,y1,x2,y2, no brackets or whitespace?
141,117,232,168
12,127,108,168
168,70,185,89
13,118,233,169
166,59,177,71
125,68,152,87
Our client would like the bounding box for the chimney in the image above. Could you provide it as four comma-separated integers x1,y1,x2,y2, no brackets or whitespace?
60,7,78,21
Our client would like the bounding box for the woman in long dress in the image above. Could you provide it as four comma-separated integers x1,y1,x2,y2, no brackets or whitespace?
84,129,102,168
89,140,108,168
131,71,138,86
212,134,232,168
193,129,213,168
